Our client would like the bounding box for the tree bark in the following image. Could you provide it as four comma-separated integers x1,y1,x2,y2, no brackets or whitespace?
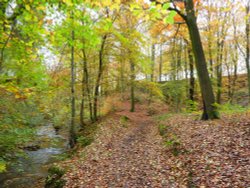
151,43,155,82
185,0,219,120
216,38,223,104
159,44,163,82
80,48,88,128
207,2,213,78
93,35,107,121
188,47,195,101
130,59,135,112
246,3,250,103
69,22,76,148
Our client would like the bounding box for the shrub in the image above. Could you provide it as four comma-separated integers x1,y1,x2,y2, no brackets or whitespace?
158,124,167,136
161,80,186,112
186,100,199,112
0,159,6,173
216,102,248,114
102,95,123,115
136,80,164,100
45,166,66,188
120,115,129,124
158,123,183,156
164,135,181,156
77,136,94,147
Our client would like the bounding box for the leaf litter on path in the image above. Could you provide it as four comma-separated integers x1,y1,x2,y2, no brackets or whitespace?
61,104,250,188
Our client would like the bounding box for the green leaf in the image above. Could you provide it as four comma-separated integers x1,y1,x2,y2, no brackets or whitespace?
162,3,170,10
24,13,32,21
164,11,177,24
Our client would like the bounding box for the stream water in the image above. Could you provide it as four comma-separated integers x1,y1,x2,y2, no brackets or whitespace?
0,124,68,188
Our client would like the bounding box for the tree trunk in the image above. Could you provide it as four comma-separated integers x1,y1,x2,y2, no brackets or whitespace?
231,61,238,103
171,39,177,81
185,0,219,120
69,23,76,148
207,7,213,78
151,43,155,82
82,49,94,122
188,47,195,101
130,59,135,112
246,3,250,103
93,35,107,121
215,33,224,104
176,39,182,80
229,16,239,103
80,97,85,128
80,48,89,128
159,44,163,82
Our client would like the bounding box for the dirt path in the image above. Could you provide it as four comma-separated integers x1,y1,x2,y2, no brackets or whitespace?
62,104,250,188
64,104,172,188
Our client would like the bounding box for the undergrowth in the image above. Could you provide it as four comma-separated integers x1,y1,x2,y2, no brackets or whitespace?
217,103,250,114
158,123,183,156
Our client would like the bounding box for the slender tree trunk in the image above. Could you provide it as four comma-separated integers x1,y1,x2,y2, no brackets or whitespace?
80,64,85,128
184,46,189,99
232,62,238,102
216,32,224,104
226,65,232,102
120,55,125,99
207,8,213,78
184,46,188,80
246,3,250,102
177,39,182,80
80,48,88,128
151,43,155,82
223,47,231,102
188,47,195,101
82,49,93,122
148,43,155,105
224,46,232,102
209,48,213,78
170,38,176,81
159,44,163,82
185,0,219,120
130,59,135,112
69,21,76,148
216,44,223,104
80,92,85,128
230,16,239,103
93,35,107,121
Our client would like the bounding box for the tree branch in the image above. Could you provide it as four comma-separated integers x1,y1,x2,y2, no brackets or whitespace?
149,0,187,21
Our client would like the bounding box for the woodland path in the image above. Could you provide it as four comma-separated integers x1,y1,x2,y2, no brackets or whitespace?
64,103,173,188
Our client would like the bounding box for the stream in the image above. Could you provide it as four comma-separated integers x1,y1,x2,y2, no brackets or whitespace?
0,124,68,188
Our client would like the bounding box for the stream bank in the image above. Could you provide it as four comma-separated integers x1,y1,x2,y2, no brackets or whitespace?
0,123,68,188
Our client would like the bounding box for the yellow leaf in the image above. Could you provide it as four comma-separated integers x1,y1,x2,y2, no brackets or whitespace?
37,5,46,11
102,0,112,6
63,0,73,6
25,4,31,11
0,161,6,173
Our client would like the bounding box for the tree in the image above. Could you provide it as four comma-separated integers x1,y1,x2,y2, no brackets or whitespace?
150,0,219,120
69,13,76,148
245,1,250,102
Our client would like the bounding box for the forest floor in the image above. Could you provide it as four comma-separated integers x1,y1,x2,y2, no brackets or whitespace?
61,102,250,188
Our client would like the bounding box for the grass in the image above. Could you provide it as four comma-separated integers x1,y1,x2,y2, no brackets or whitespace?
217,103,250,114
154,113,173,122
